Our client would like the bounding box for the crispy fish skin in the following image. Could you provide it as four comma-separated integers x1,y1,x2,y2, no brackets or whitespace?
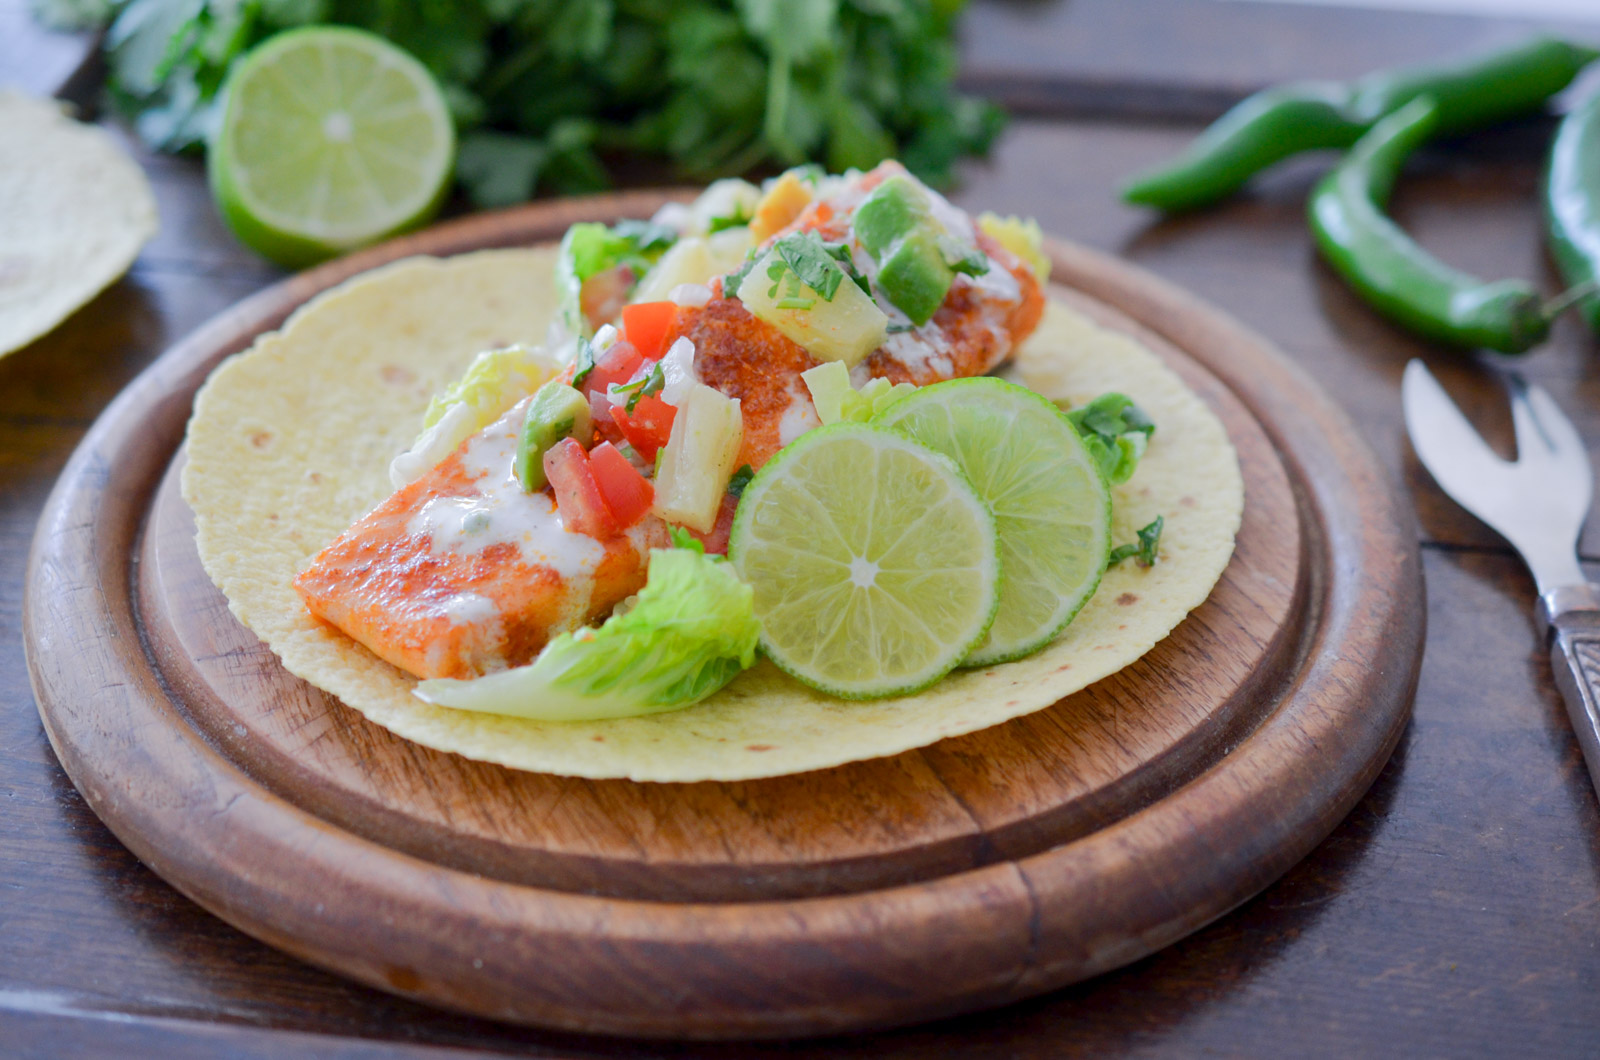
295,181,1046,680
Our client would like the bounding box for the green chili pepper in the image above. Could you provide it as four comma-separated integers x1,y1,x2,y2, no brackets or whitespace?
1308,96,1551,354
1124,35,1600,212
1546,89,1600,335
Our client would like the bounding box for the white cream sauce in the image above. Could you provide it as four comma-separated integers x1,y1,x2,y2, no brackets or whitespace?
778,377,821,445
441,593,498,626
406,402,606,580
883,328,953,378
957,260,1020,304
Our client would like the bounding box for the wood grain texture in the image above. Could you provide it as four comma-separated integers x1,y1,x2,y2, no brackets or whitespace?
24,193,1419,1038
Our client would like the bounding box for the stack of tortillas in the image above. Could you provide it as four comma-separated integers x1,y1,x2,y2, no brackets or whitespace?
0,92,158,357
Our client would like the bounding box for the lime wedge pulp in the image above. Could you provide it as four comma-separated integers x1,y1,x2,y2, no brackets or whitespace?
874,377,1112,666
208,27,455,268
728,423,1001,699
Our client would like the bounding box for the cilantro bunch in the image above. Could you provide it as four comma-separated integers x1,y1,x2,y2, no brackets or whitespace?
36,0,1003,206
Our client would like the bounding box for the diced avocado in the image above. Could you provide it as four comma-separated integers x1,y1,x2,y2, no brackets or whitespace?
515,381,592,491
877,228,954,326
739,249,889,367
854,175,930,257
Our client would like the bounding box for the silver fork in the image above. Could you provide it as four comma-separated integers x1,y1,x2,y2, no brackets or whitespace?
1402,359,1600,796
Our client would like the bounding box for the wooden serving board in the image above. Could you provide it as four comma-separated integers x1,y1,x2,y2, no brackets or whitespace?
25,192,1423,1040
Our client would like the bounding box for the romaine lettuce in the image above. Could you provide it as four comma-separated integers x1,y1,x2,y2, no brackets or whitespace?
801,360,915,425
390,344,559,488
413,546,759,721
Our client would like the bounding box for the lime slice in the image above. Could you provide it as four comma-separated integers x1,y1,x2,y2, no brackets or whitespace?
874,376,1111,666
208,27,455,268
728,424,1001,699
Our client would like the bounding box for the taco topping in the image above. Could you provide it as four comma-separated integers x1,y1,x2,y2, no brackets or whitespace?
294,164,1049,685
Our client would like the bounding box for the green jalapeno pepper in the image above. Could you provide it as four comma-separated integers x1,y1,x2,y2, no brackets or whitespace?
1546,89,1600,335
1308,96,1552,354
1125,35,1599,212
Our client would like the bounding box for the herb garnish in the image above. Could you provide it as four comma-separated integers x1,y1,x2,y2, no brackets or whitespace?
725,465,756,499
571,338,597,387
771,231,848,302
64,0,1004,209
723,252,761,300
1109,516,1164,568
939,235,990,277
614,361,667,412
1067,393,1156,486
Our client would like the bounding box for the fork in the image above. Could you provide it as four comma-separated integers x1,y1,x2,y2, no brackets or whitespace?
1402,359,1600,796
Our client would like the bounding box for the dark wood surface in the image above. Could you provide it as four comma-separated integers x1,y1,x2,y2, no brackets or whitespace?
4,0,1600,1055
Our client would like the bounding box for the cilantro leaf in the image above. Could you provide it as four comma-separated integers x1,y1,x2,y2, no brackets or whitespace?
725,464,755,498
771,230,846,301
722,251,760,300
1068,393,1156,486
81,0,1005,224
1109,516,1164,568
623,360,666,412
571,338,597,387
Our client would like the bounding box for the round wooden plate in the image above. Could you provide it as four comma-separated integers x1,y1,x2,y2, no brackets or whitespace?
25,191,1423,1040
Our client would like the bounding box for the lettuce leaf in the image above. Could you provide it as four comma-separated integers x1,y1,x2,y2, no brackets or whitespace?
801,360,915,426
389,344,558,488
413,547,759,721
557,220,678,336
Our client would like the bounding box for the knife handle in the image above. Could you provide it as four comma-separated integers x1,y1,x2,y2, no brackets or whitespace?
1550,609,1600,797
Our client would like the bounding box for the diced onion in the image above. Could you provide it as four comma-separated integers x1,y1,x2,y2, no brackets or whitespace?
659,337,699,407
669,283,713,307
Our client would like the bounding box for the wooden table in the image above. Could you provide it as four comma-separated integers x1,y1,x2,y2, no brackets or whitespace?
5,1,1600,1054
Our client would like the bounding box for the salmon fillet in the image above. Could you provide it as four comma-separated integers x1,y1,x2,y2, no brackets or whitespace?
294,401,669,679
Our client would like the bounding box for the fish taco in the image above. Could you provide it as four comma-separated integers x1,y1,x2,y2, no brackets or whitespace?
183,164,1243,782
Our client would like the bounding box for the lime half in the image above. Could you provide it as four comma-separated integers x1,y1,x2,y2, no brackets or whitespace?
874,377,1111,666
209,27,455,268
728,424,1000,699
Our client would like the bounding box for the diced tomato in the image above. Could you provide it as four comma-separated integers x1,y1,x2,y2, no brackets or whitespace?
587,442,655,528
608,394,677,461
584,339,643,395
544,438,619,539
621,302,678,361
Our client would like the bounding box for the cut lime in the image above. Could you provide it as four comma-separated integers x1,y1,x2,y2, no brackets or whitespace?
728,424,1001,699
208,27,455,268
874,376,1111,667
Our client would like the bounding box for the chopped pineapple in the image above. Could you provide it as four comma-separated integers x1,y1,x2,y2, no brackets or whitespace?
653,383,744,532
632,228,754,304
739,249,888,367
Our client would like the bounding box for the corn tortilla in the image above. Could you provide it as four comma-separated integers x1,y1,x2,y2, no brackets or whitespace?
0,93,158,357
183,248,1242,782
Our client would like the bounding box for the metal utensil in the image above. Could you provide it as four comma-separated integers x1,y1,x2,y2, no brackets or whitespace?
1402,359,1600,794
